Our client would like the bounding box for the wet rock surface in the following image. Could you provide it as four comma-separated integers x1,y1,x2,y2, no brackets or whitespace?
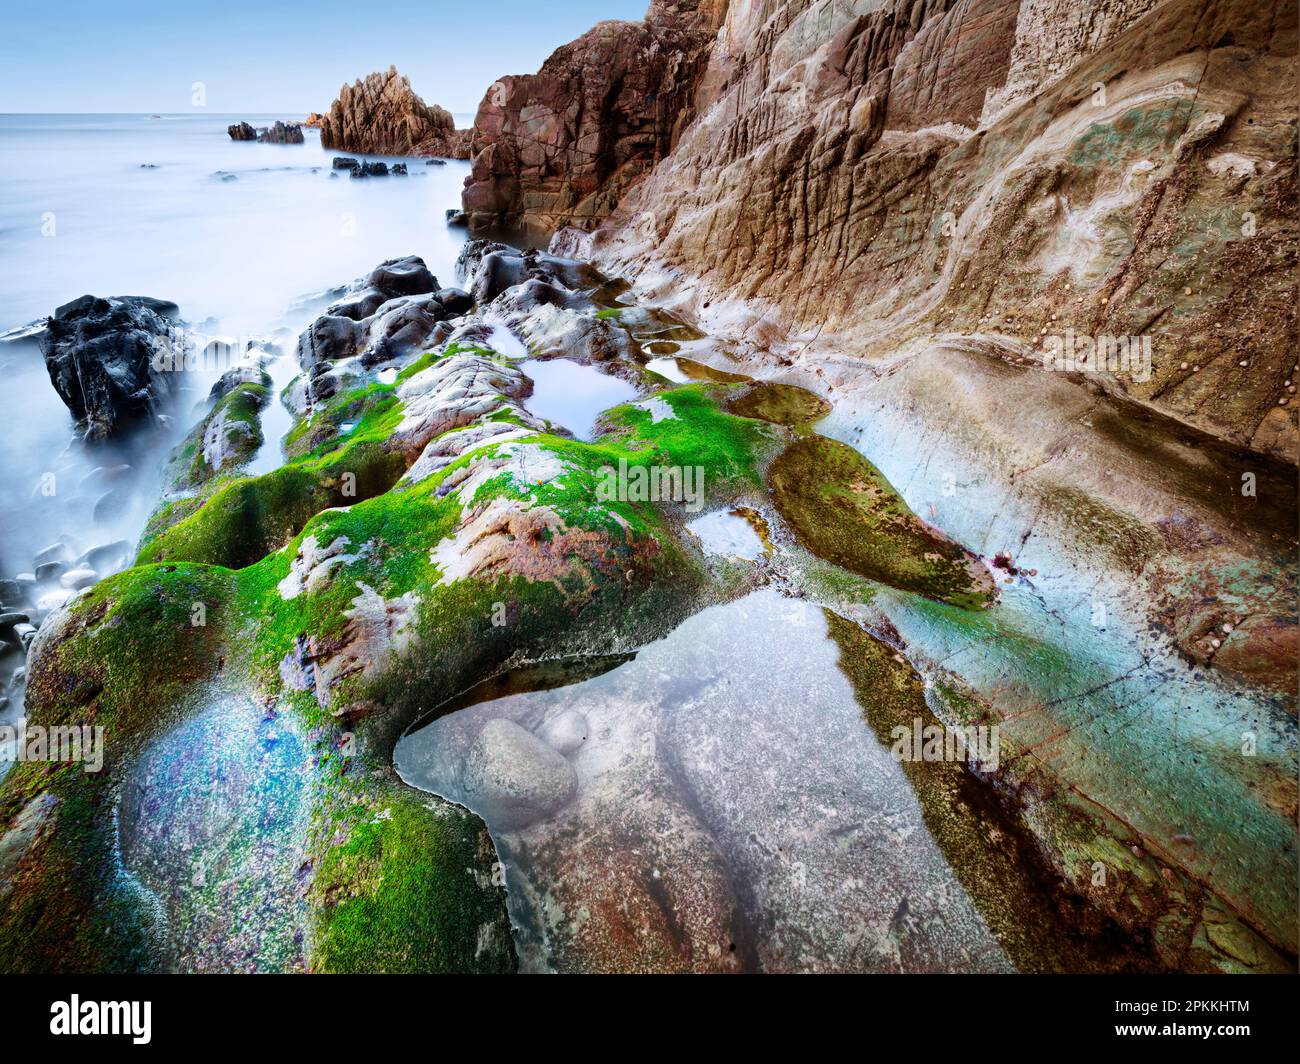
397,591,1015,973
4,218,1294,978
39,294,183,440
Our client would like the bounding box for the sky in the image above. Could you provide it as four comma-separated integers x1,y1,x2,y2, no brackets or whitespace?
0,0,648,114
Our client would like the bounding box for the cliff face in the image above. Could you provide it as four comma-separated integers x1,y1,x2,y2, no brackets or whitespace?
320,66,471,158
461,1,730,235
468,0,1298,461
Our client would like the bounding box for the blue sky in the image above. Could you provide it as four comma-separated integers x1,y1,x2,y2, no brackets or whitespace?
0,0,647,114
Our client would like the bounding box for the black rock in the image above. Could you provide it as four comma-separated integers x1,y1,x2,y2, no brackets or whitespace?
34,561,66,584
434,287,473,315
296,315,362,373
228,122,257,141
392,163,408,175
368,256,437,299
332,157,360,171
361,297,447,367
426,159,446,166
39,295,183,440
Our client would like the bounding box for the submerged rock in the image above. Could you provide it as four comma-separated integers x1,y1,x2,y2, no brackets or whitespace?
460,719,577,831
39,294,182,440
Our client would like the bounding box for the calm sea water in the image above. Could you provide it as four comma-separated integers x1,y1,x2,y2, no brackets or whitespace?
0,112,473,574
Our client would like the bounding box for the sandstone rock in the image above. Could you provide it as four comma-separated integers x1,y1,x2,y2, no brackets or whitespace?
319,66,471,157
39,294,182,440
227,121,256,141
257,120,304,145
462,0,726,234
572,0,1298,462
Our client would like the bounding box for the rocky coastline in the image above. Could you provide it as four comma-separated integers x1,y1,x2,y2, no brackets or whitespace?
0,0,1295,976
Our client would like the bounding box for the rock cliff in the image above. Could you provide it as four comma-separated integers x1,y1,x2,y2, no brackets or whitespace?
462,0,729,235
466,0,1298,462
320,66,471,158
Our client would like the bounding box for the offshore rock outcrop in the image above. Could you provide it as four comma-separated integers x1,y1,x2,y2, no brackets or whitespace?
320,67,471,158
227,121,305,144
462,0,729,234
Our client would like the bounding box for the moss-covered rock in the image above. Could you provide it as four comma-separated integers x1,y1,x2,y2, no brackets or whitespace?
768,435,996,608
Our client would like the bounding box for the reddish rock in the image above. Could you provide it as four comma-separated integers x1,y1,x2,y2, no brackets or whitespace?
462,0,728,235
320,66,471,158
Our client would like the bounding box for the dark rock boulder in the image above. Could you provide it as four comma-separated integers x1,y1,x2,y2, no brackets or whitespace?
39,295,183,440
368,256,437,299
296,315,362,375
229,120,304,144
461,242,600,304
295,256,447,399
434,287,473,316
361,297,448,367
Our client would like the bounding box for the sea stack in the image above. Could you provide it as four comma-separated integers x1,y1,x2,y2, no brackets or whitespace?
319,65,470,158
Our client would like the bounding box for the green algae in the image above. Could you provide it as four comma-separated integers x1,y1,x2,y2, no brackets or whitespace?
308,780,514,974
727,381,831,429
768,435,996,609
604,385,774,485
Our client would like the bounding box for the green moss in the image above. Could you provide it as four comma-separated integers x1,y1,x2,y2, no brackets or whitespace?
140,383,408,570
768,436,995,609
309,782,514,973
166,377,270,490
0,563,234,973
3,351,774,975
604,385,774,484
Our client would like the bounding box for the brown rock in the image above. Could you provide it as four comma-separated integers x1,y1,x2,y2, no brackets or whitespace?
319,65,471,157
462,0,727,235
